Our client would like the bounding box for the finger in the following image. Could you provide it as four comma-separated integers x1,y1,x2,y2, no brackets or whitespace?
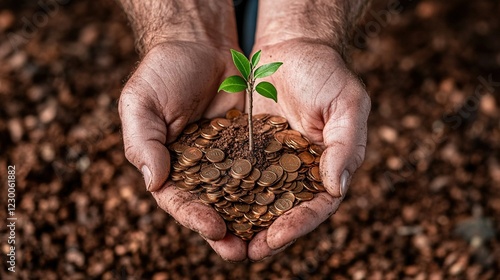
119,89,169,192
203,233,247,262
151,181,226,240
321,81,370,197
248,229,295,261
264,193,342,249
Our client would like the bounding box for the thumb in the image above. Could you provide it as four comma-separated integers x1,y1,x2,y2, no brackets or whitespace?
320,87,370,198
119,91,170,192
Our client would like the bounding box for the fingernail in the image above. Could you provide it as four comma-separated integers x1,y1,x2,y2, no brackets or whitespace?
340,170,350,197
141,165,152,191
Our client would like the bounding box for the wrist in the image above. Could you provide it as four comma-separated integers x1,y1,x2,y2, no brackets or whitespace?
119,0,238,55
254,0,370,53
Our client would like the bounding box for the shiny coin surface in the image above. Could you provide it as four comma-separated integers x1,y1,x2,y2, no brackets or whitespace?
205,148,225,163
255,191,276,206
199,167,220,182
274,198,293,213
257,170,277,187
298,151,315,165
226,109,242,120
265,140,282,154
182,147,203,163
232,222,252,233
295,191,314,201
231,159,253,179
279,153,302,173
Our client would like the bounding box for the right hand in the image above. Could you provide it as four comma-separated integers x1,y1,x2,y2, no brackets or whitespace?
118,41,247,261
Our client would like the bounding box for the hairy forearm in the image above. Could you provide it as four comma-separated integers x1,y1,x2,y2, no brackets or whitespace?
118,0,238,55
255,0,371,52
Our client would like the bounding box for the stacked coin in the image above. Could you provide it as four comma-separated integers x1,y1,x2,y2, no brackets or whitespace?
168,110,326,240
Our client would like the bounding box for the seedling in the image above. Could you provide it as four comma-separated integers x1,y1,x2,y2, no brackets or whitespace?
218,49,283,152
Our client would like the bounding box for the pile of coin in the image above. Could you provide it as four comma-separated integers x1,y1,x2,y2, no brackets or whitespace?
168,109,325,240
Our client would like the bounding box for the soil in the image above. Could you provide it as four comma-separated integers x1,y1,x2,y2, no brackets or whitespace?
177,114,273,170
0,0,499,279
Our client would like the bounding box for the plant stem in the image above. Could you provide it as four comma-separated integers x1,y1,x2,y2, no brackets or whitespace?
247,84,254,153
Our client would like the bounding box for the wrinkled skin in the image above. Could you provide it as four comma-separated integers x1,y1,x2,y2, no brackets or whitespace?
119,40,370,262
247,39,370,260
119,42,248,261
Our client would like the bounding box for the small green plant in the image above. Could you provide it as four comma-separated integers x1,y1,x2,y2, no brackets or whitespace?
218,49,283,152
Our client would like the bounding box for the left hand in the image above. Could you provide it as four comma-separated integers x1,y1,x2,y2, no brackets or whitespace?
247,40,371,260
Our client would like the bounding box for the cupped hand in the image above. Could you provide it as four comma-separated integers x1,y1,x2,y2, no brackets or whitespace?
247,40,371,260
118,41,247,261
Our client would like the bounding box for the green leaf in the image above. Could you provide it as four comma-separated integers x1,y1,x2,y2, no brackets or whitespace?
251,50,261,68
230,49,251,80
218,75,247,93
255,81,278,102
254,62,283,79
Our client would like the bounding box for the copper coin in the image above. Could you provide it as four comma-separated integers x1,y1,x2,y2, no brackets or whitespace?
226,177,240,188
183,123,199,135
312,181,326,191
295,191,314,201
216,118,232,128
200,127,219,139
259,212,274,222
239,193,255,204
274,198,293,213
244,211,260,221
226,109,242,120
285,171,299,182
280,192,296,203
242,168,261,183
251,204,268,216
200,167,220,182
309,166,322,182
214,158,233,171
234,203,250,213
291,181,304,193
266,165,284,179
182,147,203,163
240,182,255,190
169,142,188,154
231,159,253,179
279,153,302,172
225,207,243,217
261,124,272,133
175,181,197,191
254,113,270,121
257,170,277,187
232,222,252,233
309,144,325,156
301,181,317,192
210,119,225,131
205,148,225,163
290,135,309,149
199,193,214,204
268,116,287,125
170,172,184,181
184,165,201,175
255,190,276,206
265,139,282,154
268,205,280,216
298,151,315,165
193,138,210,148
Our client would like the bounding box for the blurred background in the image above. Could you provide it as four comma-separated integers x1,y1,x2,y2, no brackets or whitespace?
0,0,499,279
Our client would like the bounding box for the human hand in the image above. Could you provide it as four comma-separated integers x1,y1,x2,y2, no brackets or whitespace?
247,40,371,260
117,0,251,261
119,42,249,261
